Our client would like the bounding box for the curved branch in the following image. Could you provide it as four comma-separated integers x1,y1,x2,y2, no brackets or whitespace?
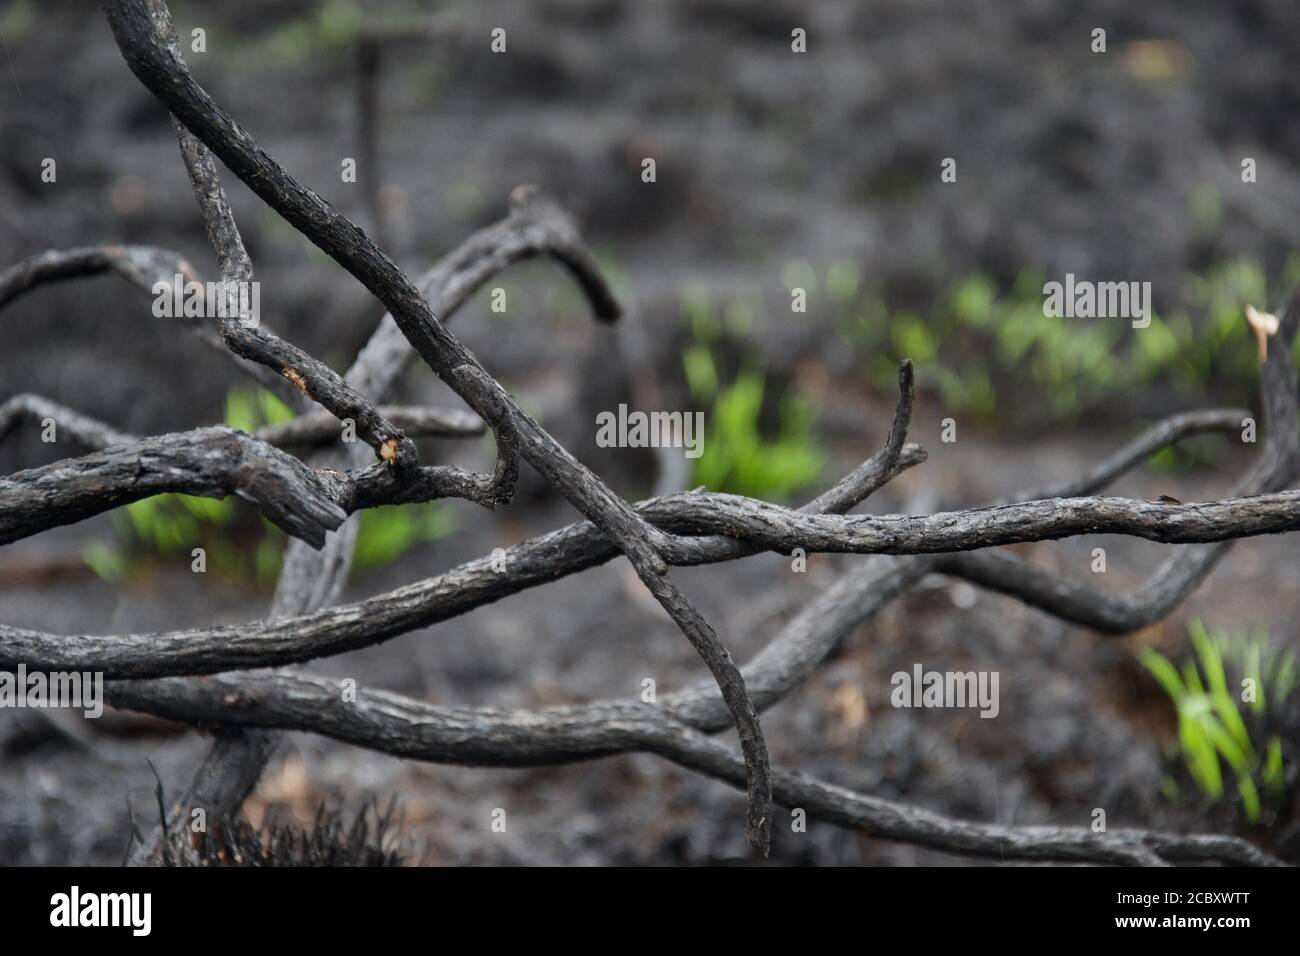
142,181,634,862
88,331,1300,867
933,547,1230,634
0,244,308,405
21,475,1300,675
171,119,419,470
32,0,1292,865
0,244,191,311
1012,407,1252,501
0,426,346,548
654,488,1300,557
266,181,624,616
0,422,512,551
12,422,1297,677
256,404,484,446
0,376,921,693
345,183,621,400
101,0,773,850
0,392,483,453
104,671,1283,867
933,286,1300,633
0,393,135,449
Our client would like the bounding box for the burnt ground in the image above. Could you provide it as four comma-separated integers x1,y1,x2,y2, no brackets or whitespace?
2,0,1300,864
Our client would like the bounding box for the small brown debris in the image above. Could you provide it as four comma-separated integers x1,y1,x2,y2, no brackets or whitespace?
829,682,868,731
1245,304,1279,363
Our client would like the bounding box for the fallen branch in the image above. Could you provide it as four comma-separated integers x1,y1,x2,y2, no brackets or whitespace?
4,0,1293,866
102,0,773,851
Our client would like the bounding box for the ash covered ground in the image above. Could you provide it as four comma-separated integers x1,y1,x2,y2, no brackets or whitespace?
2,0,1299,864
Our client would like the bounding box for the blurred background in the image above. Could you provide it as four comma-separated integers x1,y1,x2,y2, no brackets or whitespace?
1,0,1299,864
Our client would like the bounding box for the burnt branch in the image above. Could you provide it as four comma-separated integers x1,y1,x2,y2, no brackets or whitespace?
652,487,1300,556
0,393,482,452
171,119,419,471
139,180,635,862
0,427,346,548
0,367,924,677
104,670,1282,867
0,244,192,311
5,347,1288,702
101,0,773,851
98,306,1300,868
12,481,1300,675
125,97,628,862
255,405,484,446
1013,408,1252,501
0,421,513,551
6,301,1297,864
0,244,308,406
932,284,1300,633
0,393,135,449
5,0,1295,866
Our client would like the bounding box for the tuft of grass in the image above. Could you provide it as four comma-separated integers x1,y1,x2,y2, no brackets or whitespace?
1139,620,1295,824
679,295,824,499
831,257,1300,427
688,364,823,499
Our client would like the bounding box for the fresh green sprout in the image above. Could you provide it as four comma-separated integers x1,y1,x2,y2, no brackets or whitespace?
1139,620,1295,824
679,297,824,500
830,256,1300,427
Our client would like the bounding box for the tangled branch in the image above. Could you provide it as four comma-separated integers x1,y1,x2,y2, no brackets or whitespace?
1,0,1296,867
